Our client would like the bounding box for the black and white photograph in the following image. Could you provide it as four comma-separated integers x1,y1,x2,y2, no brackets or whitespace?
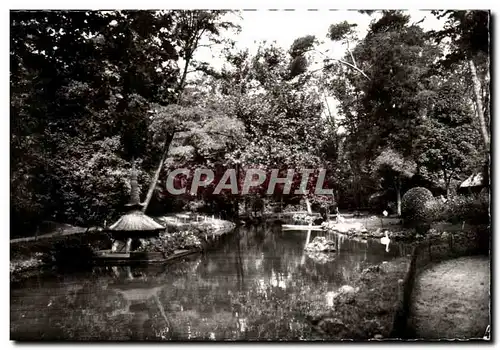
9,8,491,342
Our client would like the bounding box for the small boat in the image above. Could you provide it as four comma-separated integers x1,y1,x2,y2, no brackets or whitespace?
281,224,324,231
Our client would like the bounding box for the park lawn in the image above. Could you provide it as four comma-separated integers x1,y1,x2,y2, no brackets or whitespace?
407,255,490,339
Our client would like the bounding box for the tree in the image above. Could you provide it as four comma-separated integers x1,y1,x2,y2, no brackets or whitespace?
372,148,416,216
11,11,177,229
150,92,246,217
414,65,483,197
324,21,370,80
10,10,238,230
141,10,240,212
429,10,490,152
236,43,329,211
171,10,240,97
323,11,441,209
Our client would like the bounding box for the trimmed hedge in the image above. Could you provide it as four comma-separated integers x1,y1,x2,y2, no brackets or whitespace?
401,187,434,231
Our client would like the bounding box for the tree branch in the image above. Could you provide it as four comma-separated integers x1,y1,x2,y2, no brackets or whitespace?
141,132,175,212
345,40,358,68
311,59,371,80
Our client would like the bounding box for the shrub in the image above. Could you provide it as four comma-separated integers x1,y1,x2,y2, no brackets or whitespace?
137,230,203,256
183,200,206,212
292,213,315,224
423,199,445,223
401,187,434,230
442,193,490,225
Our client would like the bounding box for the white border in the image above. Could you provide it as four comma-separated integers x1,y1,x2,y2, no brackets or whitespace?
2,2,497,349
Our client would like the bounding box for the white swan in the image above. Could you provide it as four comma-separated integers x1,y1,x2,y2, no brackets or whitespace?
380,230,390,252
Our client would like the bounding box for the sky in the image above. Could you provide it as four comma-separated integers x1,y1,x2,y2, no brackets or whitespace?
193,10,448,133
196,10,447,69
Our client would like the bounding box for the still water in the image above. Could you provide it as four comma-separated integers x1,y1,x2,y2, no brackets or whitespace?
11,224,411,341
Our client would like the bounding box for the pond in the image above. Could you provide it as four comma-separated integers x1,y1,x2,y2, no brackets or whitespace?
11,224,413,341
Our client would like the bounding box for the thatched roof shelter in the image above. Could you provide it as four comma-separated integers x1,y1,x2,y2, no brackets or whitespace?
458,172,488,195
108,165,165,237
109,210,164,231
460,173,484,188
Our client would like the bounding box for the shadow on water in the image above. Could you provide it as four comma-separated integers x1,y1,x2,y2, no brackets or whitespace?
11,224,411,341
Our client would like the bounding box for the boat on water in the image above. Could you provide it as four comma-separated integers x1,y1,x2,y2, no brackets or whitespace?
281,224,324,231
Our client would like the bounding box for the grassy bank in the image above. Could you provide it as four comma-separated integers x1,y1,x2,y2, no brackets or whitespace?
407,256,490,339
392,224,490,339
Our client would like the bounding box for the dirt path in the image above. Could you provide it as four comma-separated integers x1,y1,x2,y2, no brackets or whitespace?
408,256,490,340
10,226,90,243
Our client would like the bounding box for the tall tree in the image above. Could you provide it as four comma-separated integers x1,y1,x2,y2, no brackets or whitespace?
141,10,239,212
414,64,483,197
372,148,416,216
324,11,441,207
10,10,186,229
428,10,490,152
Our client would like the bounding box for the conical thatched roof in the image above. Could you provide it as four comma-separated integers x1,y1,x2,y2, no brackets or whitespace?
108,210,164,231
108,165,165,233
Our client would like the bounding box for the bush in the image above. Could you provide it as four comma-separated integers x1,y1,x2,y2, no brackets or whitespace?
292,213,315,224
442,194,490,225
401,187,434,230
183,199,206,212
137,230,203,256
423,199,445,223
413,193,490,226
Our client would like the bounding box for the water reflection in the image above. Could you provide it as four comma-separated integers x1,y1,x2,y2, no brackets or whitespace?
11,224,411,341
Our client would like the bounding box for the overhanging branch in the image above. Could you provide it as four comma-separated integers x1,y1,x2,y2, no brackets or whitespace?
311,59,371,81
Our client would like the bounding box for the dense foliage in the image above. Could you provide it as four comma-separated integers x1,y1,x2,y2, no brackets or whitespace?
436,194,490,225
10,10,490,235
401,187,434,227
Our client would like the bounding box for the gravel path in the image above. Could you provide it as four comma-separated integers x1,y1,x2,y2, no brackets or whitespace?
409,256,490,340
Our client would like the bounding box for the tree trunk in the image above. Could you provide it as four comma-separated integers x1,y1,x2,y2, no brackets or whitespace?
396,176,402,217
233,163,241,218
468,59,490,151
177,53,191,102
141,132,175,213
444,171,452,199
141,30,197,214
305,197,312,215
